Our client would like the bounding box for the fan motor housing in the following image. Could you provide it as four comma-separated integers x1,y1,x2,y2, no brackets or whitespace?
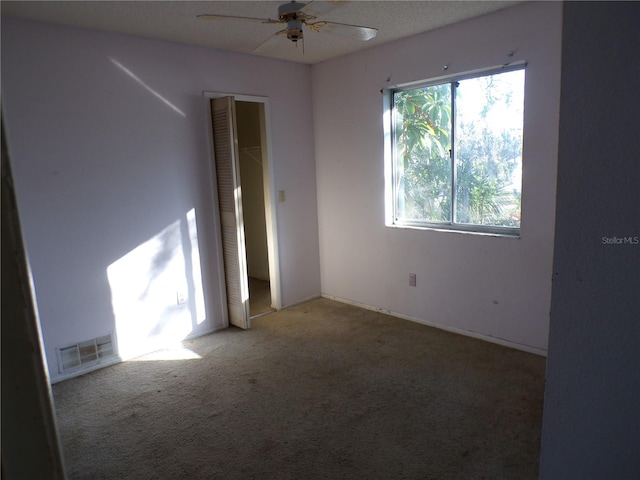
286,19,304,42
278,1,309,21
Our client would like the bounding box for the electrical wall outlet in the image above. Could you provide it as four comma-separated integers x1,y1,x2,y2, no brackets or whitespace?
278,190,286,203
177,291,187,305
409,273,417,287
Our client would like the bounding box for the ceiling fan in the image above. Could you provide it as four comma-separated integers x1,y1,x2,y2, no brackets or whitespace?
197,1,378,53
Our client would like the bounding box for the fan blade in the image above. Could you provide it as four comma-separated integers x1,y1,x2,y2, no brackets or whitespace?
197,14,281,25
254,29,288,54
300,0,348,19
308,21,377,41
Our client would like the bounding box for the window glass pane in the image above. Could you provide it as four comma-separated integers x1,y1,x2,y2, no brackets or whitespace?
454,70,524,227
394,84,452,222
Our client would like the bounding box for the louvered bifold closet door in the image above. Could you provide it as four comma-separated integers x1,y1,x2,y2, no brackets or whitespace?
210,97,250,329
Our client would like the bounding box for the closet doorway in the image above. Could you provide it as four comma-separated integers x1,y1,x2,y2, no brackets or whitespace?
208,93,280,329
236,100,275,318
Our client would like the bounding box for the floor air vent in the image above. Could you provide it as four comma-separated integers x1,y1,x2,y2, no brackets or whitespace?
56,334,116,373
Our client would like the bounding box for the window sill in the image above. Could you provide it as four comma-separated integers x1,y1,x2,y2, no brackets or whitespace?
386,223,520,239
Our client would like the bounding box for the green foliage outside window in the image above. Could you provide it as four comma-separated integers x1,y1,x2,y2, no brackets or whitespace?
393,68,524,231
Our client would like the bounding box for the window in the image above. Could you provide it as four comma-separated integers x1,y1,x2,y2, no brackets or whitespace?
387,65,525,236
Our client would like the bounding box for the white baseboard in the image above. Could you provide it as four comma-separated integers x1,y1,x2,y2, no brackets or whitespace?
49,295,546,385
321,293,547,357
49,325,225,384
281,294,322,309
50,355,123,384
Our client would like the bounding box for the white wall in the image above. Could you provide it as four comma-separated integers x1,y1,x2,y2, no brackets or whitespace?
1,18,321,381
312,1,562,353
540,2,640,478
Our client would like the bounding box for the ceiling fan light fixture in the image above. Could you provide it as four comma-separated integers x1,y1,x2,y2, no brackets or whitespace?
198,1,378,54
286,19,304,42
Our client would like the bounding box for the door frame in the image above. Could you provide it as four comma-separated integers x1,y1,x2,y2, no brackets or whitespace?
204,91,281,326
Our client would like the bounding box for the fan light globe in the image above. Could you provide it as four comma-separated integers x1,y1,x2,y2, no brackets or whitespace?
287,19,304,42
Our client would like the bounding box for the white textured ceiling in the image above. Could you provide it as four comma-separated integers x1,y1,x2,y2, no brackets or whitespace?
1,1,522,64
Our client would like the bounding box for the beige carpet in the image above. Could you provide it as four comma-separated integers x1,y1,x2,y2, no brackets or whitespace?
52,298,545,479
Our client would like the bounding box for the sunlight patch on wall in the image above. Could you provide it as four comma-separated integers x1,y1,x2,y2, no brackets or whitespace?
187,208,206,325
109,57,186,117
107,209,206,360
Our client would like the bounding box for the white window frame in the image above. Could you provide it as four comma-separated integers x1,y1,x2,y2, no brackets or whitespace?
383,63,526,237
